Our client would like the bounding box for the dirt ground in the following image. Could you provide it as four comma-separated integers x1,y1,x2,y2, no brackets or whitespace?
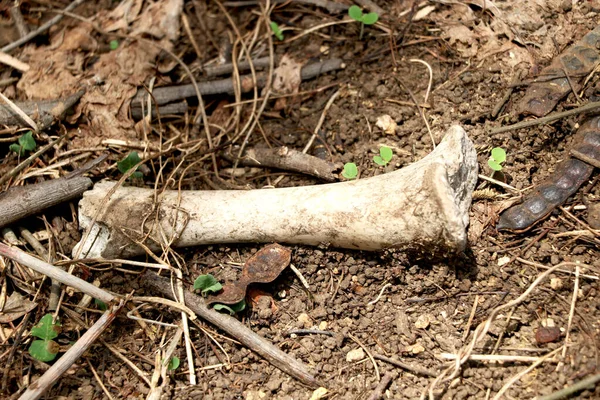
1,0,600,399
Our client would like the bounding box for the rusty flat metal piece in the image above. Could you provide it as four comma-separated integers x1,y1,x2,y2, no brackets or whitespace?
205,244,291,306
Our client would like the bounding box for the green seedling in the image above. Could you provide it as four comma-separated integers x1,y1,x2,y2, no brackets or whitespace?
193,274,223,297
28,314,61,362
342,162,358,180
213,299,246,315
109,40,119,50
117,151,143,179
194,274,246,315
270,22,284,41
168,356,180,370
348,5,379,40
488,147,506,172
10,131,36,156
94,299,107,311
373,146,393,166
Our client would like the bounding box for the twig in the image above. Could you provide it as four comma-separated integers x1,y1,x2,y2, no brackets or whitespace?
373,353,437,377
223,0,348,13
141,271,320,387
462,294,478,342
366,372,395,400
303,90,340,153
130,58,343,107
0,51,29,72
235,146,338,181
438,353,557,363
348,333,380,381
0,90,85,129
557,265,579,371
9,3,30,37
0,176,92,228
19,299,127,400
204,56,271,77
0,91,38,131
289,263,311,290
489,100,600,134
570,149,600,168
2,0,86,53
537,373,600,400
492,347,563,400
0,243,114,303
367,283,391,306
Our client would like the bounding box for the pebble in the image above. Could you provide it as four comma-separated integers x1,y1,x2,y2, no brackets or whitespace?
346,348,365,362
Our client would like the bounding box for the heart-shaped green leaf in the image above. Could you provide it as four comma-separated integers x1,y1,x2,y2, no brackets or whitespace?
380,146,393,162
342,162,358,179
31,314,61,340
348,5,363,21
362,12,379,25
29,339,59,362
488,159,503,171
194,274,223,297
213,299,246,315
491,147,506,163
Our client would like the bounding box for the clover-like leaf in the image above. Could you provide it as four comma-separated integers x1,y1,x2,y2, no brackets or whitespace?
373,155,386,166
491,147,506,164
117,151,143,179
31,314,61,341
380,146,393,163
193,274,223,297
29,339,60,362
10,131,37,155
362,12,379,25
109,40,119,50
341,162,358,179
488,159,503,171
168,356,180,370
348,5,363,21
213,299,246,315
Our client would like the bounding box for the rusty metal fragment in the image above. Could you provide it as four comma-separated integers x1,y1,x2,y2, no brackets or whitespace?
205,244,291,306
518,25,600,117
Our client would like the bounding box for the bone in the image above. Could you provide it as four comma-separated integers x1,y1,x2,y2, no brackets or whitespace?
73,126,477,259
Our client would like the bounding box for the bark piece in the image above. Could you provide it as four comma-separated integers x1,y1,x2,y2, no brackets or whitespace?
74,125,477,258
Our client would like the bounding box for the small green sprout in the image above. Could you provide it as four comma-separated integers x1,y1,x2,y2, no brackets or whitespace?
10,131,36,156
193,274,223,297
270,22,284,41
213,299,246,315
488,147,506,172
94,299,107,311
168,356,180,370
342,162,358,180
28,314,61,362
117,151,144,179
373,146,393,166
348,5,379,40
194,274,247,315
109,40,119,50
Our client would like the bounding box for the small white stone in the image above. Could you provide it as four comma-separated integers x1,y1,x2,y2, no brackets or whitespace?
415,314,431,329
346,348,366,362
406,343,425,354
298,313,311,325
318,321,328,330
376,114,397,134
550,278,563,290
497,256,511,267
309,387,328,400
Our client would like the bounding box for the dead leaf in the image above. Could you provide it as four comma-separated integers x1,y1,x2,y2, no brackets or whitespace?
0,292,37,323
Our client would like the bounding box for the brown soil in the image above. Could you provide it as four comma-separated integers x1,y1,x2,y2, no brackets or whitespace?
1,1,599,399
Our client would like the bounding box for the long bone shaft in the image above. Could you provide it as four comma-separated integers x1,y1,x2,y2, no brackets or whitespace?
74,126,477,259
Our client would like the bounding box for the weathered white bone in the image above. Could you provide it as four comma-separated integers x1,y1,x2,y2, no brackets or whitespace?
74,126,477,259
